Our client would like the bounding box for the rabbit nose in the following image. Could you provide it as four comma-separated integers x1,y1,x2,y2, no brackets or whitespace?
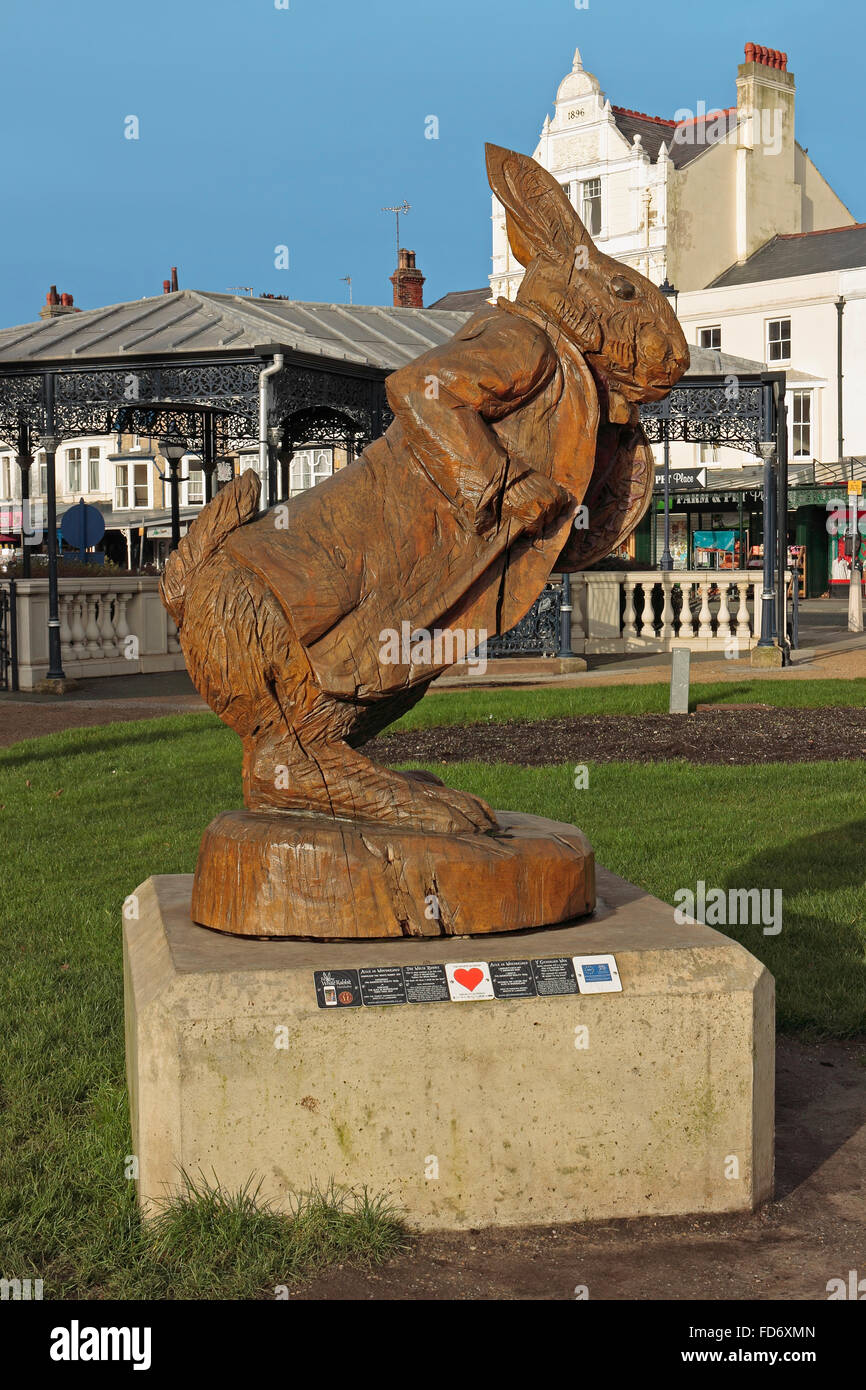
644,325,688,380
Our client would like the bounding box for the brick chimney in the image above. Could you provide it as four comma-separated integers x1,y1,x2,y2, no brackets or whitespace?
39,286,80,319
735,42,797,262
390,248,425,308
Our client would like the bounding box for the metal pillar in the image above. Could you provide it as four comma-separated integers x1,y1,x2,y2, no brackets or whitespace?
267,426,282,508
202,412,217,503
15,425,33,579
41,372,65,680
775,388,790,665
660,406,672,570
757,440,776,648
169,461,181,550
558,571,575,658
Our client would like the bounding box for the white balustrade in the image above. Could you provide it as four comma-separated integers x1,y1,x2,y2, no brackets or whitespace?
11,568,789,688
565,570,788,655
9,576,188,689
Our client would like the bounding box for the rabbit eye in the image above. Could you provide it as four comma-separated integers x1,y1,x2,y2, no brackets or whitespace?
612,276,636,300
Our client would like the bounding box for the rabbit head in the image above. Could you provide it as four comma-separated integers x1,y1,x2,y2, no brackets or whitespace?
486,143,689,421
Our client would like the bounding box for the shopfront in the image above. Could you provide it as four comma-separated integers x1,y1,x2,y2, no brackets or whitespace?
634,483,836,598
635,486,764,574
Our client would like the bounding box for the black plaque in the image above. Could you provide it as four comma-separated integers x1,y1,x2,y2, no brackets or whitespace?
490,959,537,999
531,956,579,996
359,966,407,1006
314,969,361,1009
402,963,450,1003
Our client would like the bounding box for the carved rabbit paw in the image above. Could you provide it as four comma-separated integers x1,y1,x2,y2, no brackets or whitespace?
501,471,572,537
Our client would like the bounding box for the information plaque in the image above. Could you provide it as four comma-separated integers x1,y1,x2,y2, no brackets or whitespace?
315,954,620,1008
489,959,537,999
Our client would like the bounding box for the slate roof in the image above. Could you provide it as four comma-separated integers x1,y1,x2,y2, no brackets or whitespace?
709,223,866,286
427,288,492,311
0,290,471,371
611,106,738,168
0,289,820,387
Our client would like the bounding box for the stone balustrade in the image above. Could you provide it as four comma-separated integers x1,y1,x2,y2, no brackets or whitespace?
9,577,184,689
6,568,789,689
567,570,789,654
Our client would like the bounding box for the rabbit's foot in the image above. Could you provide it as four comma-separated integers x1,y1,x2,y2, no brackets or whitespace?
243,739,496,834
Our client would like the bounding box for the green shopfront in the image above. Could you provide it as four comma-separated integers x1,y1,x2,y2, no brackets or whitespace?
633,483,836,598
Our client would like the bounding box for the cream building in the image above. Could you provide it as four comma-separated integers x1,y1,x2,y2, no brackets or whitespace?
491,44,854,298
675,227,866,474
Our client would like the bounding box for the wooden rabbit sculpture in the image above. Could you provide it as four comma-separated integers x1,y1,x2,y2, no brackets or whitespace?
161,143,688,938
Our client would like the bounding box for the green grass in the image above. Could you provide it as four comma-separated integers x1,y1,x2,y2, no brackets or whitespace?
1,710,865,1296
389,678,866,729
0,716,407,1299
401,758,866,1040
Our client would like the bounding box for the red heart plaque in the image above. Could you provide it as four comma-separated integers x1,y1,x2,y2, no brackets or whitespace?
454,967,484,992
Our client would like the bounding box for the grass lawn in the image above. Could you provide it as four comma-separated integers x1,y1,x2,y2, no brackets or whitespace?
1,708,864,1296
391,678,866,728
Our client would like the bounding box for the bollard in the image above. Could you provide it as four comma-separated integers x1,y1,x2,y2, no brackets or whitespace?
669,647,690,714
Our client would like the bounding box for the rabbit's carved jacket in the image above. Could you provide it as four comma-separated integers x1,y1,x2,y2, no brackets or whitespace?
224,301,602,700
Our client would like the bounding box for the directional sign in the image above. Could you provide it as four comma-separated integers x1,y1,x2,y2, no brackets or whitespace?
656,467,707,491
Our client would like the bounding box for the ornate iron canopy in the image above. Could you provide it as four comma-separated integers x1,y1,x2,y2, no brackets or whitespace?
640,374,776,454
0,353,392,461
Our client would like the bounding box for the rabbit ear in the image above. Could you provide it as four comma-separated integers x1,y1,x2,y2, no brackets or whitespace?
486,143,592,267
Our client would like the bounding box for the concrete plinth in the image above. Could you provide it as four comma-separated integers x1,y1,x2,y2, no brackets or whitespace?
124,872,774,1231
750,643,784,667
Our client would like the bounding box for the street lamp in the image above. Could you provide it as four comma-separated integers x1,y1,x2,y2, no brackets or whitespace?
159,439,187,552
658,278,679,571
659,277,678,313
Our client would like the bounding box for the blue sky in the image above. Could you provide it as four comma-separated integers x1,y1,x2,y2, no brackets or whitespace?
0,0,861,326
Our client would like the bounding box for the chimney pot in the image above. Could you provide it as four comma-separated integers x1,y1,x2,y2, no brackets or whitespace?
163,280,171,294
390,247,425,309
47,285,59,305
170,266,179,292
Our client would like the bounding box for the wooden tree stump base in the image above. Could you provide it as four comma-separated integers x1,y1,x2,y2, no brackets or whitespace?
191,808,595,940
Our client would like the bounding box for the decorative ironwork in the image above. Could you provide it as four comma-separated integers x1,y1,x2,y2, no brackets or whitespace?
0,355,390,457
0,581,14,691
483,582,563,658
270,364,387,444
0,375,43,451
281,406,369,457
640,379,767,453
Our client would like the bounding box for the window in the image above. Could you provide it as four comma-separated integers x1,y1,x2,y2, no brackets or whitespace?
699,444,719,463
289,448,333,496
792,390,812,458
39,462,48,494
1,457,10,499
67,447,82,493
581,178,602,236
88,446,101,491
698,326,721,350
187,468,205,504
115,462,150,510
767,318,791,362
